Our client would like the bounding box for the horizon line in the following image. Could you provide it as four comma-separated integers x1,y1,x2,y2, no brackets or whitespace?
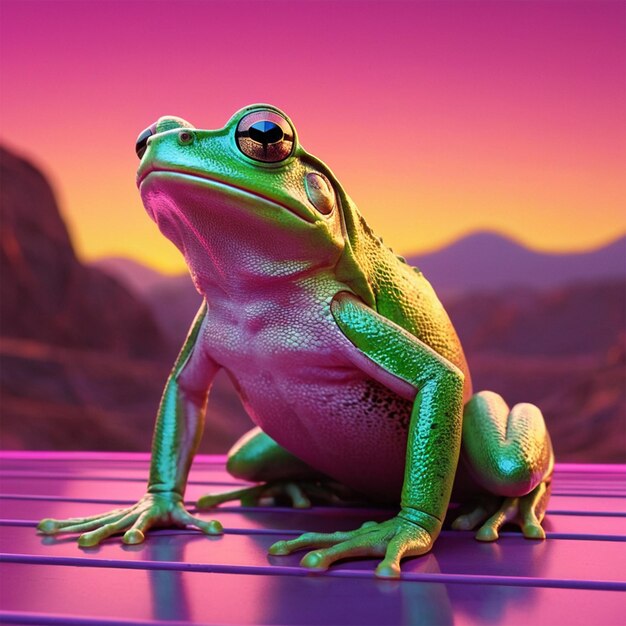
86,228,626,276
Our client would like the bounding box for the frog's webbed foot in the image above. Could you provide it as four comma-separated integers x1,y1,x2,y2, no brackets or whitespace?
269,513,436,578
37,493,223,547
451,481,551,541
196,479,358,510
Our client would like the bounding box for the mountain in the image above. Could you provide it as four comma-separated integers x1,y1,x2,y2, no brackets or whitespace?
95,231,626,352
445,281,625,357
1,147,166,358
406,231,626,294
93,260,204,347
96,230,626,305
0,146,169,450
91,256,166,296
93,260,199,347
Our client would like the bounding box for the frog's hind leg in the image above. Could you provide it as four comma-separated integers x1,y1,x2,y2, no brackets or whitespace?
197,427,353,509
452,391,554,541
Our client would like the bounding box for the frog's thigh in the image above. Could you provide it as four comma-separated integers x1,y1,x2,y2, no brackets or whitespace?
462,391,554,497
227,427,320,482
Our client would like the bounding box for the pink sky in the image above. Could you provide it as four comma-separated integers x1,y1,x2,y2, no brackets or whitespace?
1,0,624,273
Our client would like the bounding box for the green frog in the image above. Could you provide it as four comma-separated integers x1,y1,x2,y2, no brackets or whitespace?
38,104,554,578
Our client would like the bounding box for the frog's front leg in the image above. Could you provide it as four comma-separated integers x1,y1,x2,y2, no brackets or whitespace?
198,427,357,509
452,391,554,541
38,303,223,545
269,292,465,578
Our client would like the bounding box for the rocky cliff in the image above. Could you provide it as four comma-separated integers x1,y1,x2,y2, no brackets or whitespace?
0,146,253,452
0,147,170,450
1,146,164,357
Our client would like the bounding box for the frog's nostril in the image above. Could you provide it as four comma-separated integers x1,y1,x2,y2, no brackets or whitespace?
135,123,157,159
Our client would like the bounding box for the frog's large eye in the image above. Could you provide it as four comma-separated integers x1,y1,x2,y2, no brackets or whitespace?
135,122,157,159
236,110,294,163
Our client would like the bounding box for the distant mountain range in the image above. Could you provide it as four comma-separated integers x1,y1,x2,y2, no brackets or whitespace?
407,231,625,293
94,232,626,361
95,231,626,298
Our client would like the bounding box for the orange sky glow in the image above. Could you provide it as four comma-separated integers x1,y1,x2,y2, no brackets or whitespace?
1,1,624,274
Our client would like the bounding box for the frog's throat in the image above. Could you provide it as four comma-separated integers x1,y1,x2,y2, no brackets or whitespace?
140,170,347,293
138,169,317,224
141,167,377,309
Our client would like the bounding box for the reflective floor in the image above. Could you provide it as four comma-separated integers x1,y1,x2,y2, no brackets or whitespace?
1,453,624,625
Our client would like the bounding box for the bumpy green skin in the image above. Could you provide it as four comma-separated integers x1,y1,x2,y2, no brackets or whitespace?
38,303,223,546
332,294,464,523
38,104,554,578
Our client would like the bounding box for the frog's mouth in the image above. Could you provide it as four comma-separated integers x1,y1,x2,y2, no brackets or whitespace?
138,168,317,224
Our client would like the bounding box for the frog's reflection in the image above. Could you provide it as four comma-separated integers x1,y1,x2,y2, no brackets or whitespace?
123,530,207,623
125,517,548,625
146,567,191,622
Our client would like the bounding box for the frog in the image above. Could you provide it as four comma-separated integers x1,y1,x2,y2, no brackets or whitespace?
38,104,554,578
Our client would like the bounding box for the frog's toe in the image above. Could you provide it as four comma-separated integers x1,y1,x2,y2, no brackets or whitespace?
297,519,432,575
474,482,550,542
37,509,127,535
263,480,359,508
475,524,501,542
521,521,546,540
198,481,317,509
519,481,549,540
175,510,223,535
38,509,132,537
375,561,401,579
268,540,291,556
300,537,383,571
271,482,311,508
197,485,266,509
451,505,491,531
272,516,434,576
269,530,354,555
474,497,519,542
37,519,60,534
196,494,226,509
77,511,144,547
300,550,331,571
123,529,145,544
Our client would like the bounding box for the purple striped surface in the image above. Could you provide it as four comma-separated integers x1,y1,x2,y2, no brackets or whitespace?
1,453,625,625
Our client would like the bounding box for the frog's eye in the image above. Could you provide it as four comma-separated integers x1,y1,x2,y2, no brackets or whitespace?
135,122,157,159
236,110,294,163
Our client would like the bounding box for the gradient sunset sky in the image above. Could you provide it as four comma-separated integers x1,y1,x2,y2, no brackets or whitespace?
1,0,624,274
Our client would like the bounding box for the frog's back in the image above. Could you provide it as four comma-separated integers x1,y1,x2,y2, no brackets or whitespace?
375,246,471,397
335,203,472,401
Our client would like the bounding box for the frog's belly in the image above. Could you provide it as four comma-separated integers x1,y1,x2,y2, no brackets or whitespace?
230,367,413,501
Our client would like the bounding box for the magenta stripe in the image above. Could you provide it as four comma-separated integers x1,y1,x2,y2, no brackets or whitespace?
2,471,624,498
1,519,624,543
2,452,624,473
1,553,624,591
2,493,624,518
0,610,192,626
0,451,228,464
